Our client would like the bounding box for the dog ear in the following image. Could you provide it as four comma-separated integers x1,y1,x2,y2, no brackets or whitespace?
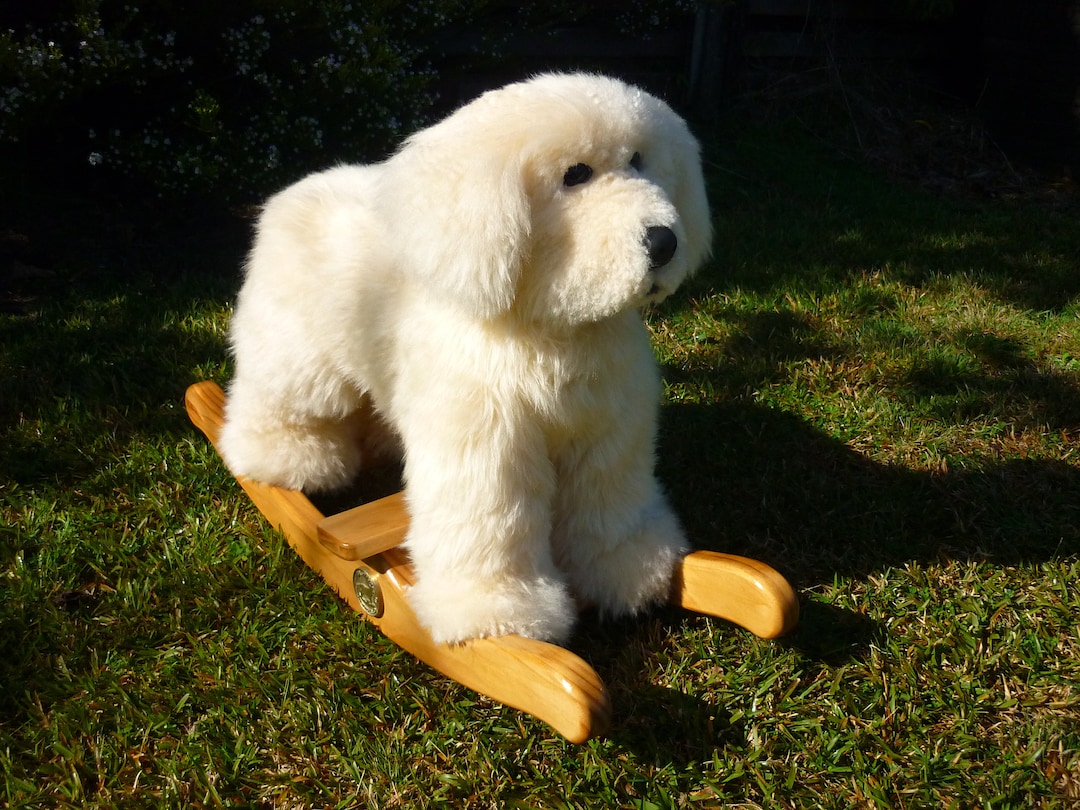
385,132,530,320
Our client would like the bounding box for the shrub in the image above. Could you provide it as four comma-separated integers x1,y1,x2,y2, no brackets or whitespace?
1,0,700,207
0,0,487,205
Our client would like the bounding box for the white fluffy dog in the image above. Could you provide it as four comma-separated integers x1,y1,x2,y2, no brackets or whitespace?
219,73,712,644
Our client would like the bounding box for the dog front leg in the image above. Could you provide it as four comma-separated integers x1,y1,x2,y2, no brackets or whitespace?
551,425,688,620
399,413,576,645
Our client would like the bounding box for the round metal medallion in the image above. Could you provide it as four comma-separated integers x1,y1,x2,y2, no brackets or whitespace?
352,566,384,618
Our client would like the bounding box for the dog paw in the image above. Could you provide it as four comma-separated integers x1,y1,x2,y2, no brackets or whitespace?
565,502,688,618
219,417,363,492
408,572,576,645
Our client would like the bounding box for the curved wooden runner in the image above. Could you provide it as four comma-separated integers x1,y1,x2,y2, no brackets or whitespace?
185,380,798,742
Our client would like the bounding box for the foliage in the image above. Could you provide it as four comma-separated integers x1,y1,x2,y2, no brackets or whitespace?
2,0,496,203
897,0,955,19
0,0,700,206
2,112,1079,806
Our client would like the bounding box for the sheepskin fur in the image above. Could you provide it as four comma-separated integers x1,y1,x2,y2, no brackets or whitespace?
219,73,713,644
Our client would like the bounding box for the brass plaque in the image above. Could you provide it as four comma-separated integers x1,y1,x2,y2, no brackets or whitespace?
352,565,384,618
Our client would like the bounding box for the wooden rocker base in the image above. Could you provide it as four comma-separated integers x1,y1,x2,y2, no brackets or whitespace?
186,381,798,743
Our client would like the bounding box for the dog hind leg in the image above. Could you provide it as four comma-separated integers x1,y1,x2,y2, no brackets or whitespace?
219,377,369,493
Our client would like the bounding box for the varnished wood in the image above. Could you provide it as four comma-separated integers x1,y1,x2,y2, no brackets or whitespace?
185,381,610,743
673,550,799,638
185,379,798,742
318,492,409,560
314,490,799,637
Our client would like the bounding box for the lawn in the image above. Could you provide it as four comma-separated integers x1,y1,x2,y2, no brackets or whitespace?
2,114,1079,808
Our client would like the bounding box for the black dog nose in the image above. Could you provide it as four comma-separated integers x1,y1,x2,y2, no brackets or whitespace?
644,226,677,269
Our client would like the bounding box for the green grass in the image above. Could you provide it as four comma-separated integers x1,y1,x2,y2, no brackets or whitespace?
3,120,1079,808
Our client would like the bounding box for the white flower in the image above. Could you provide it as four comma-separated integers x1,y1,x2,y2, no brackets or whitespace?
88,152,103,166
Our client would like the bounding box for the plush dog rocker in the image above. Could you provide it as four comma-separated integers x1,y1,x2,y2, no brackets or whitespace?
218,73,712,644
191,73,797,741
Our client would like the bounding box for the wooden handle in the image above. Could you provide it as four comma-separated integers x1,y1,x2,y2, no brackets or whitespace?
317,493,409,560
671,550,799,639
184,381,610,743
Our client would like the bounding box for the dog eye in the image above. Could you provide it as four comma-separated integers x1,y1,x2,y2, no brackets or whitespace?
629,152,643,171
563,163,593,187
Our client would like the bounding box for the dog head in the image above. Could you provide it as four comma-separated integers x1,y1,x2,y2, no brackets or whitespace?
387,73,712,325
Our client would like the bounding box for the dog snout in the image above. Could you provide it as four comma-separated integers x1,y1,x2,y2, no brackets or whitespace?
644,226,677,269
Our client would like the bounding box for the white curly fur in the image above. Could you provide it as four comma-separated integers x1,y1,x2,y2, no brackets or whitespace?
219,73,713,644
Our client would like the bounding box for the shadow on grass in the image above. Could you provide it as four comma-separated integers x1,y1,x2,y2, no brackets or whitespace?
660,400,1080,584
550,388,1078,766
700,124,1080,317
563,583,883,767
624,395,1079,762
0,221,245,487
609,681,744,767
